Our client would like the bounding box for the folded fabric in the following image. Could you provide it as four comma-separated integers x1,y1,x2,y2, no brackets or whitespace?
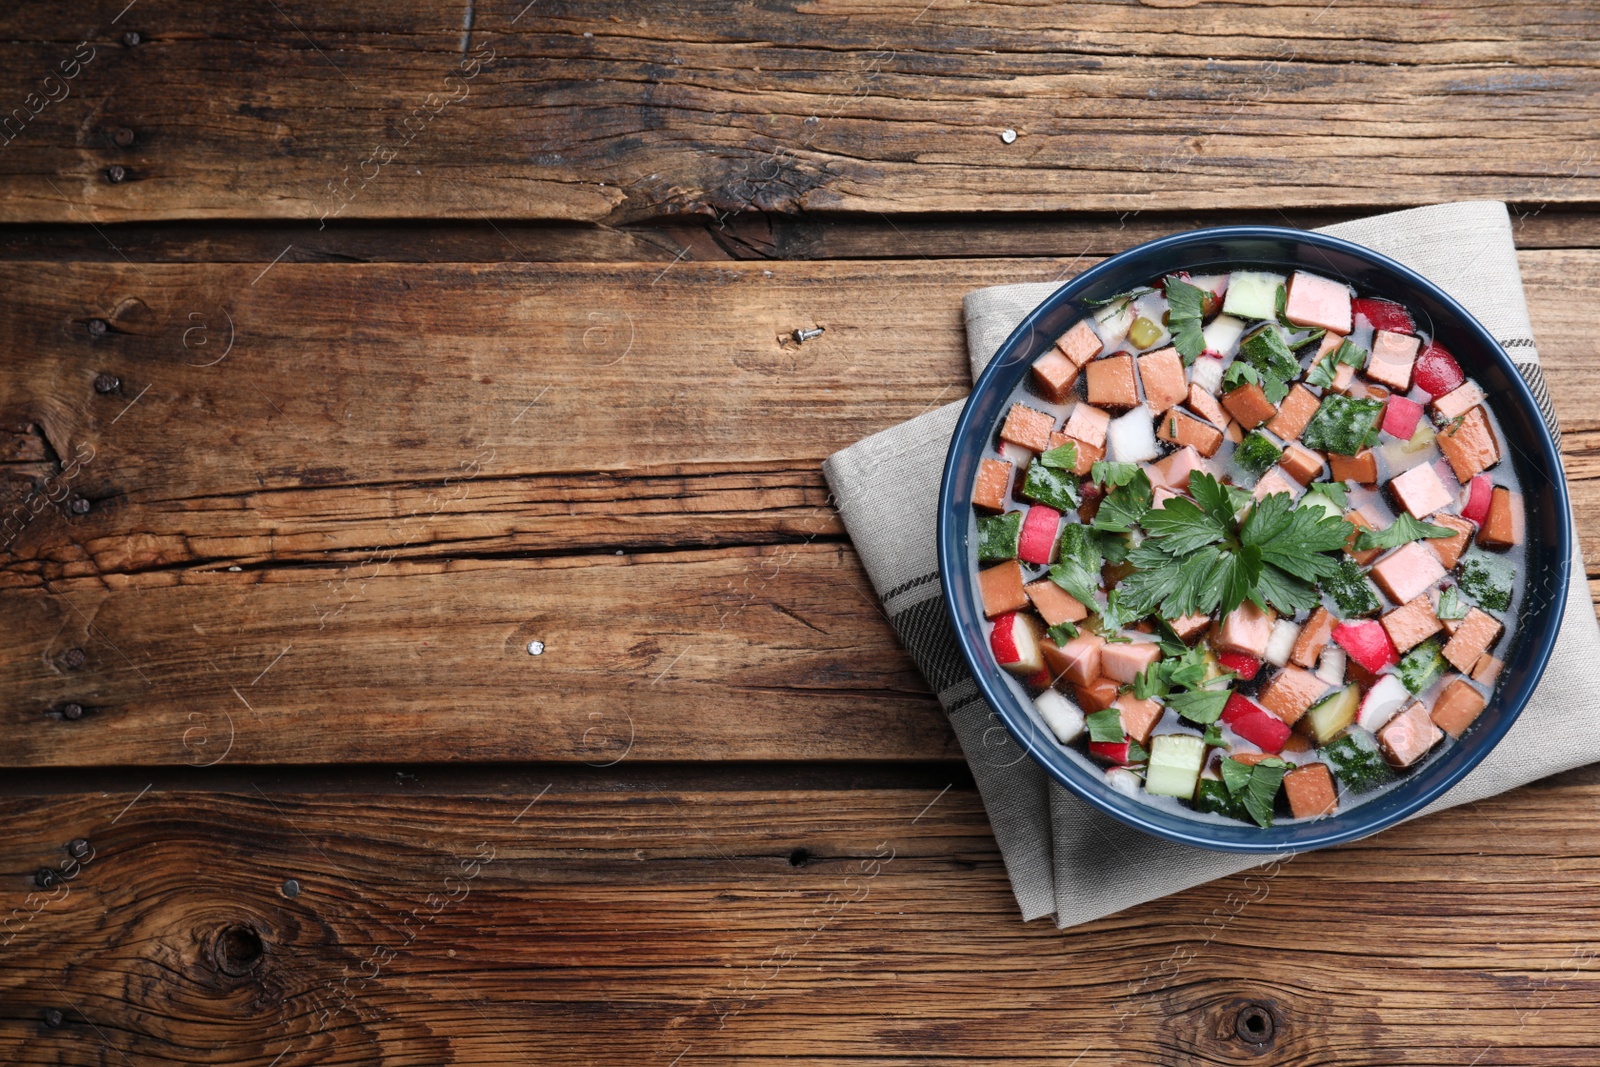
822,201,1596,928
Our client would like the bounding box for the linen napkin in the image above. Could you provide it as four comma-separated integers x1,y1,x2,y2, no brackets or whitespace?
822,201,1597,928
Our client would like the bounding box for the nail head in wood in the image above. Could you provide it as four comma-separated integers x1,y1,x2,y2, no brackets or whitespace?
122,31,141,46
34,867,59,889
41,1008,64,1029
59,702,84,721
87,318,108,339
105,165,127,184
112,127,136,148
66,838,90,860
69,496,91,515
62,647,86,669
281,878,301,898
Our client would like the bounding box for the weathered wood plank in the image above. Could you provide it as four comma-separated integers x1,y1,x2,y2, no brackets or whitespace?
0,1,1597,224
4,776,1600,1065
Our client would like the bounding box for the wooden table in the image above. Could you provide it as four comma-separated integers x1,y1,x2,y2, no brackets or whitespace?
2,3,1598,1064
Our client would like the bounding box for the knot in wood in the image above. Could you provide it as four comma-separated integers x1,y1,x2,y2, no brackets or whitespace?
213,923,265,978
1235,1001,1276,1044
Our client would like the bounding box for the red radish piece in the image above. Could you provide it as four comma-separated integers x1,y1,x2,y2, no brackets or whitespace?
1024,667,1053,690
1089,740,1136,765
1461,475,1493,526
1382,394,1425,440
1352,298,1416,335
1017,505,1062,565
1331,620,1399,674
1221,693,1292,754
1217,650,1262,681
990,612,1044,675
1413,341,1465,398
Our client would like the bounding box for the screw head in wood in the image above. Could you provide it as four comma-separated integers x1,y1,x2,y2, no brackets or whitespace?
281,878,301,898
112,127,136,148
87,318,108,339
60,702,83,721
62,647,86,669
69,497,91,515
122,31,141,46
34,867,59,889
41,1008,64,1028
66,838,91,860
105,165,127,184
93,372,121,394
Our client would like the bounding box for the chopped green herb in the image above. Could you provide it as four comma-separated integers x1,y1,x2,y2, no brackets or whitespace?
1318,729,1397,794
1457,549,1514,613
1353,513,1453,553
1086,707,1125,743
1397,638,1448,695
976,511,1022,563
1195,777,1250,820
1220,756,1253,796
1274,283,1292,327
1306,339,1367,389
1044,620,1081,645
1323,558,1381,617
1020,462,1082,512
1234,326,1300,405
1437,412,1468,437
1040,441,1079,470
1091,461,1141,489
1132,642,1210,701
1202,723,1225,748
1301,393,1386,456
1091,469,1153,534
1082,286,1156,310
1126,740,1151,764
1304,480,1349,510
1234,431,1284,477
1219,756,1289,828
1049,523,1104,607
1167,684,1233,725
1091,589,1140,637
1436,585,1469,621
1164,274,1208,364
1222,359,1262,393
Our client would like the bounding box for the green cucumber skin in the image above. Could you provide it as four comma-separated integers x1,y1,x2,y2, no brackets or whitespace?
977,512,1023,563
1303,394,1385,456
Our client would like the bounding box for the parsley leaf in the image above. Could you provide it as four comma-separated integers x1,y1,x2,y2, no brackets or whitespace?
1126,740,1150,764
1274,283,1293,328
1040,441,1078,470
1234,327,1299,405
1436,586,1469,622
1222,360,1261,393
1045,620,1081,644
1049,523,1104,607
1132,662,1164,701
1354,513,1454,553
1164,274,1208,364
1090,461,1140,489
1202,723,1225,747
1140,495,1231,555
1220,756,1253,796
1086,707,1125,743
1091,589,1139,638
1082,286,1156,310
1304,479,1348,510
1307,338,1367,389
1091,469,1153,534
1167,685,1232,725
1220,756,1290,827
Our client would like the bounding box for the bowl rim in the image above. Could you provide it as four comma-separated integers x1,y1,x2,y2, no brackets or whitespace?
936,224,1572,854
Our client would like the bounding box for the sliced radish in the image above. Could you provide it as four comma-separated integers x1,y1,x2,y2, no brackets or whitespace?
1358,674,1410,733
1089,740,1136,766
1221,693,1291,754
1413,341,1465,398
1024,667,1053,690
1035,689,1085,745
1189,354,1224,395
1461,474,1493,526
1316,645,1347,687
1017,505,1062,565
999,440,1036,469
1352,298,1415,335
1217,650,1262,681
1382,394,1424,440
991,612,1044,675
1265,619,1301,668
1104,767,1143,797
1201,314,1246,355
1331,620,1399,674
1094,301,1136,347
1106,405,1160,464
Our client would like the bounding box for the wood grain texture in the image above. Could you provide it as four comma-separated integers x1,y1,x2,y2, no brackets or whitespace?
0,1,1598,224
1,250,1598,766
5,776,1600,1066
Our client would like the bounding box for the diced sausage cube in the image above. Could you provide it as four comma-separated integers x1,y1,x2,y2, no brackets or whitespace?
1001,402,1056,453
1115,693,1164,745
1381,595,1443,653
1055,319,1104,367
1102,641,1162,685
1153,445,1207,491
1064,403,1111,449
1344,508,1384,565
1436,407,1500,482
1186,383,1229,428
1024,579,1089,627
1031,350,1080,404
1329,449,1378,485
1224,419,1244,444
1221,382,1278,429
1252,468,1304,502
1216,600,1275,658
1048,431,1102,476
1430,678,1487,739
1443,607,1503,673
1086,354,1139,410
1155,409,1224,458
1137,347,1188,414
1072,676,1121,711
1257,665,1329,726
1266,384,1320,441
1377,701,1443,767
1431,381,1485,421
1169,612,1211,643
1471,654,1503,686
1369,541,1448,606
1284,271,1353,333
1283,763,1339,819
1388,462,1453,519
972,457,1013,512
1277,443,1324,486
1291,606,1336,669
1426,513,1475,569
1478,487,1522,548
1043,633,1106,686
1366,329,1420,391
977,560,1029,618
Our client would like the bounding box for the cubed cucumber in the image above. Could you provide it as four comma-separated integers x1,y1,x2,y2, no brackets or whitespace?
1324,559,1381,617
1302,394,1386,456
1222,271,1286,322
1457,549,1514,613
1020,462,1080,512
1234,430,1283,477
1303,685,1359,745
1237,327,1301,382
1298,488,1344,522
1145,734,1206,799
1317,728,1397,794
976,511,1022,563
1396,638,1448,695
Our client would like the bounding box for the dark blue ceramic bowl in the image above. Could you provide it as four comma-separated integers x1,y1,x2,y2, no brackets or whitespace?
937,226,1571,853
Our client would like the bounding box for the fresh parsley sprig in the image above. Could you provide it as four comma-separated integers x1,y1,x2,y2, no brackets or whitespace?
1220,755,1290,828
1163,274,1208,365
1354,513,1453,553
1307,338,1366,389
1039,441,1079,470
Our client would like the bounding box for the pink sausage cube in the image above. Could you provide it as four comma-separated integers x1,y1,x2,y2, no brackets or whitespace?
1153,445,1206,491
1252,467,1304,502
1216,600,1275,659
1101,641,1163,685
1432,381,1486,421
1366,330,1421,392
1388,462,1453,519
1382,394,1424,440
1017,505,1062,565
1378,701,1443,768
1369,541,1448,605
1052,633,1105,686
1064,403,1111,449
1284,271,1353,334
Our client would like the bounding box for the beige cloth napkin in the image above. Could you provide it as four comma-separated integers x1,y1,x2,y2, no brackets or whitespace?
822,201,1595,928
